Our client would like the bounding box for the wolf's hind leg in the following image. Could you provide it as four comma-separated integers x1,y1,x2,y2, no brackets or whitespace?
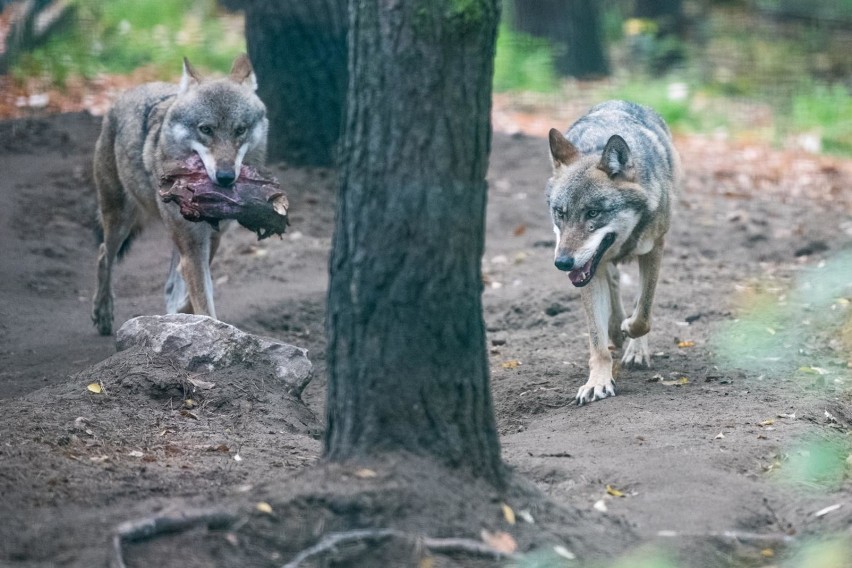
164,249,191,314
622,335,651,368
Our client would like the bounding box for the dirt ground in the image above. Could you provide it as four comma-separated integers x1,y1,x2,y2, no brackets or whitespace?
0,110,851,567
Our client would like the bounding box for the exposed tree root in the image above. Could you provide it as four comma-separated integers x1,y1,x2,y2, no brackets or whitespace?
112,510,237,568
281,528,517,568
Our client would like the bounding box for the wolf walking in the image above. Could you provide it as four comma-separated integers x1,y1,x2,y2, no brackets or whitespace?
91,54,268,335
546,100,680,405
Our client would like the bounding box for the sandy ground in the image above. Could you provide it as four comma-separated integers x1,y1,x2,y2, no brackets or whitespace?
0,110,850,567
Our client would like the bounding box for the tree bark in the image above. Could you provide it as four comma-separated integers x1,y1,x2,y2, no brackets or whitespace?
511,0,608,78
325,0,503,486
242,0,347,166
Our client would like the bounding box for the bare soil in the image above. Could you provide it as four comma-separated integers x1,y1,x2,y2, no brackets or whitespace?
0,111,850,567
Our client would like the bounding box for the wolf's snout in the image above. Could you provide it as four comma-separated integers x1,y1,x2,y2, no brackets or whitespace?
215,168,237,187
554,254,575,271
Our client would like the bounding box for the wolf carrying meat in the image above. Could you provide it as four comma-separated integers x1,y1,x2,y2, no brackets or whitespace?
91,54,271,335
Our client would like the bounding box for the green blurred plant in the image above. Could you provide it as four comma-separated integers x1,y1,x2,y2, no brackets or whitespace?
12,0,244,87
493,21,558,93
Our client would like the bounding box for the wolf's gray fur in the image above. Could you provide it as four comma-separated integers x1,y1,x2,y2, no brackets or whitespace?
546,100,680,405
91,54,268,335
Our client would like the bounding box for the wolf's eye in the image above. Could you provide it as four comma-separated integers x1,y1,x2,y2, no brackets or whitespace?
199,125,213,136
586,209,600,219
235,126,247,136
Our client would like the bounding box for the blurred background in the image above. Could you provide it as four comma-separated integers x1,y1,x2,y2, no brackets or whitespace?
0,0,850,157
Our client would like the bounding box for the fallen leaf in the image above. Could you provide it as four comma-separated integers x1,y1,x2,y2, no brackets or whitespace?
419,558,435,568
517,509,535,524
778,413,797,420
501,360,521,369
660,377,689,386
90,455,108,463
87,383,102,394
765,327,776,335
814,503,842,517
354,468,377,479
799,366,829,375
553,545,576,560
502,503,516,525
593,499,608,512
180,410,198,420
128,450,144,458
255,502,273,514
761,548,774,557
714,432,725,440
758,419,775,426
187,377,216,390
480,530,517,554
183,399,197,409
606,484,625,497
677,340,695,348
513,224,526,236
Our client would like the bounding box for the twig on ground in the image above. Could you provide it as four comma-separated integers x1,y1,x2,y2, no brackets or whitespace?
281,528,516,568
112,510,237,568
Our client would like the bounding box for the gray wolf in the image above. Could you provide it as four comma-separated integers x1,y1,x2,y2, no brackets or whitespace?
546,100,680,405
91,54,268,335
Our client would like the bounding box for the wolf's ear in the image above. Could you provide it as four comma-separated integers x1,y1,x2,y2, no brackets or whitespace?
229,53,258,91
179,57,202,95
549,128,579,169
598,135,634,181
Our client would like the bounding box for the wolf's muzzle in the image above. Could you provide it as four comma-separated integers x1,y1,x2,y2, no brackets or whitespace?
554,254,575,272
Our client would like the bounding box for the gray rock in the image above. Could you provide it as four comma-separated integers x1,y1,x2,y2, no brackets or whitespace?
116,314,312,395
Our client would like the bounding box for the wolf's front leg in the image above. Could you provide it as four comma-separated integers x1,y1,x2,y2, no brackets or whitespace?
577,273,616,405
621,241,664,368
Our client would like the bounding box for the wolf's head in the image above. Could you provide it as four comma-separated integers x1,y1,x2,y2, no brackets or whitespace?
162,54,268,186
546,128,650,287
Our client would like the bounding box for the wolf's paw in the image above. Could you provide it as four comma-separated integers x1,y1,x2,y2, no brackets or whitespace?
621,316,650,339
575,378,616,406
92,297,114,336
621,335,651,368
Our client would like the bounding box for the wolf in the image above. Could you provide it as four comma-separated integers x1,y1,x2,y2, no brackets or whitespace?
91,54,268,335
546,100,680,405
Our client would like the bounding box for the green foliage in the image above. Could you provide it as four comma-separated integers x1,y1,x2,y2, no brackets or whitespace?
779,435,850,490
790,84,852,155
493,22,558,93
13,0,244,87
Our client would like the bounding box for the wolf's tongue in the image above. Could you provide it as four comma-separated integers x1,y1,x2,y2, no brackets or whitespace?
569,258,593,285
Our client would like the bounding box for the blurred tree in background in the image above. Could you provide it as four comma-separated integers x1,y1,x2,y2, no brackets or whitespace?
235,0,347,167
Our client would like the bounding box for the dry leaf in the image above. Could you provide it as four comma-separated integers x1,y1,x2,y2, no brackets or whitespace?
480,530,517,554
606,484,625,497
660,377,689,386
187,377,216,390
553,545,576,560
714,432,725,440
761,548,774,557
180,410,198,420
419,558,435,568
87,383,102,394
502,503,516,525
183,399,197,409
758,419,775,426
677,340,695,348
517,509,535,524
128,450,144,458
255,502,273,514
814,503,842,517
593,499,608,512
501,360,521,369
513,224,526,236
354,468,377,479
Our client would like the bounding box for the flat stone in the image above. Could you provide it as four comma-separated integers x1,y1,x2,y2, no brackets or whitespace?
116,314,312,396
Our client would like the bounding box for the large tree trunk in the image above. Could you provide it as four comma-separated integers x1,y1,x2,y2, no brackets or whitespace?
511,0,608,78
325,0,503,486
242,0,347,166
